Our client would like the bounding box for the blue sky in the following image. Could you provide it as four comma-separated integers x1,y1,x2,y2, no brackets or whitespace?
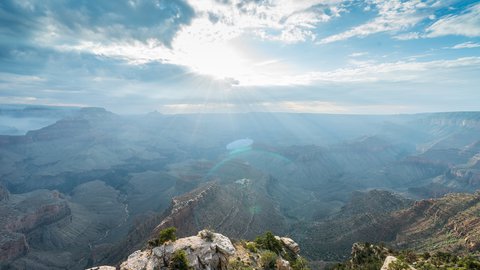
0,0,479,114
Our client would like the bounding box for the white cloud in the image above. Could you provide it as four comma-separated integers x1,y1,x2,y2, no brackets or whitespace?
349,52,369,57
185,0,345,44
426,3,480,38
450,41,480,49
32,0,348,86
319,0,433,44
0,96,85,107
393,32,421,40
275,56,480,85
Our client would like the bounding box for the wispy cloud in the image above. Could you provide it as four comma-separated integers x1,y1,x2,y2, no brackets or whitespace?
349,52,369,57
186,0,345,43
450,41,480,49
426,3,480,38
319,0,435,44
278,56,480,85
393,32,421,40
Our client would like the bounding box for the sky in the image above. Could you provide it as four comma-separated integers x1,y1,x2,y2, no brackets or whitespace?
0,0,480,114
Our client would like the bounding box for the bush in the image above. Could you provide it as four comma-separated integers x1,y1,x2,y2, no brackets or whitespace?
159,227,177,244
199,230,215,242
255,231,283,254
169,250,189,270
292,256,310,270
245,242,257,253
149,227,177,247
260,250,278,270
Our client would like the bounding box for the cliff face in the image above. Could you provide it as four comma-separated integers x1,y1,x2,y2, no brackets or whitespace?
391,192,480,253
0,189,70,262
152,175,288,242
295,191,480,261
292,190,414,260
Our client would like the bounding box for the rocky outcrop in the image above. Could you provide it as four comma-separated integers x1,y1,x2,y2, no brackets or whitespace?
120,230,236,270
152,183,218,238
276,236,300,254
94,230,302,270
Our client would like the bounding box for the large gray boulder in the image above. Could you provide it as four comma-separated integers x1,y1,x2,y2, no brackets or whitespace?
120,230,235,270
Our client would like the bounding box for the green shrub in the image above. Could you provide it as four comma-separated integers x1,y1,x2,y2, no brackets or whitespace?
255,231,283,254
292,256,311,270
149,226,177,247
260,250,278,270
245,242,257,253
159,227,177,244
169,250,189,270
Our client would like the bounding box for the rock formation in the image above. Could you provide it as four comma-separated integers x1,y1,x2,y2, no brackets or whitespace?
121,230,235,270
151,167,288,241
0,189,70,262
92,230,302,270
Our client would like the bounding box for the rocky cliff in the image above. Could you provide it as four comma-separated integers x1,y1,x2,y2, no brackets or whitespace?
151,163,288,241
391,192,480,253
0,189,70,262
296,190,480,261
89,230,303,270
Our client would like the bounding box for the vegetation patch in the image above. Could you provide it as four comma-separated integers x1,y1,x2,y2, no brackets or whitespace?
149,226,177,247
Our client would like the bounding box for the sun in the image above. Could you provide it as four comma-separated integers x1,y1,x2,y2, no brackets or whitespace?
171,18,251,82
179,41,249,80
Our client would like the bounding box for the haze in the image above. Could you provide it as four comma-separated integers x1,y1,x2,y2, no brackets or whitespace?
2,1,480,270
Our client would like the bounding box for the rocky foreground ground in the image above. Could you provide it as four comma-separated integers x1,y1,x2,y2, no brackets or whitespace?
88,229,302,270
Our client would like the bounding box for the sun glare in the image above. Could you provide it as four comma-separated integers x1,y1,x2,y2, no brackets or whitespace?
174,38,250,81
190,43,248,80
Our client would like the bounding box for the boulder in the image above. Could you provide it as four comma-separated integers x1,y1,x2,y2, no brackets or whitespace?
276,236,300,254
276,257,291,270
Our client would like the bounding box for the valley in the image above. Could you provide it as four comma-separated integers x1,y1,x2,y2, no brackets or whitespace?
1,108,480,269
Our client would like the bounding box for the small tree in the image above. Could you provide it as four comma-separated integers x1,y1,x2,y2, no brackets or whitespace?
255,231,283,254
150,227,177,246
159,227,177,245
169,250,189,270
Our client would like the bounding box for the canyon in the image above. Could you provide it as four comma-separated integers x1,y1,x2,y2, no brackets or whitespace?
1,107,480,269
